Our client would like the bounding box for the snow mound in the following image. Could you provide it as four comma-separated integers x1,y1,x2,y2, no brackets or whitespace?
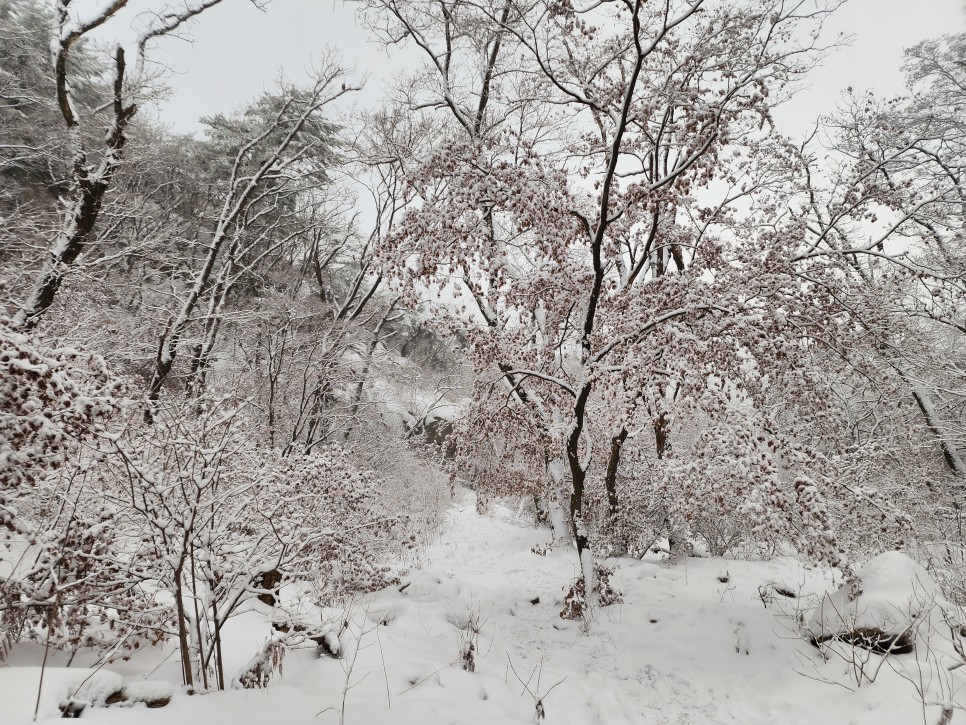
121,679,176,706
0,667,123,723
807,551,949,652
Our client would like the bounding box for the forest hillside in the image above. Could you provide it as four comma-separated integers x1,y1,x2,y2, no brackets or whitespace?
2,0,966,722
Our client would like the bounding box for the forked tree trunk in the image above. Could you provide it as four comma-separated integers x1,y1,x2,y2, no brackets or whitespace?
11,47,136,332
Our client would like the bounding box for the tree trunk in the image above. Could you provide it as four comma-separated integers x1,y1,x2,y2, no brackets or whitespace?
173,565,194,690
11,47,135,332
13,182,112,331
602,428,629,555
546,458,574,546
532,495,550,524
912,385,965,476
189,547,209,690
654,414,670,459
145,235,235,420
565,388,598,617
604,429,628,518
213,618,226,691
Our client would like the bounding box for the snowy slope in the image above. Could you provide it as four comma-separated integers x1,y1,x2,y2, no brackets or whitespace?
3,492,962,724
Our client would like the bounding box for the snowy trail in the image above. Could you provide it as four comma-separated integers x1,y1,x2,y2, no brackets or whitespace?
337,494,927,725
2,493,946,724
413,504,760,724
377,494,949,725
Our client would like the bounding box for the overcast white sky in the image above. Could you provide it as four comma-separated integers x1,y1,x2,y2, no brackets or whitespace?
775,0,965,135
107,0,964,137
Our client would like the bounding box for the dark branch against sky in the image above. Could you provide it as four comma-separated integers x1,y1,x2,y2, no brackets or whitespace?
100,0,964,137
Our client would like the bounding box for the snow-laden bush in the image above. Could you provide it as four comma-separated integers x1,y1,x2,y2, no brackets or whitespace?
261,446,412,598
354,425,452,549
560,562,622,621
0,319,122,533
0,321,135,660
6,483,167,661
96,396,412,689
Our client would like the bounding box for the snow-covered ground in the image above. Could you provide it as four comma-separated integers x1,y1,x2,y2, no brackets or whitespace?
3,492,962,724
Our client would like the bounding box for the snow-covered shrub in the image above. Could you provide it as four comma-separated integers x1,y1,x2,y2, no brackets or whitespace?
560,563,622,620
0,319,122,533
0,323,134,660
96,396,411,689
807,552,955,654
455,605,483,673
263,446,411,598
449,390,553,503
8,482,166,660
359,434,451,549
656,408,835,563
236,639,286,689
801,552,966,693
648,401,910,566
583,475,662,559
98,398,286,688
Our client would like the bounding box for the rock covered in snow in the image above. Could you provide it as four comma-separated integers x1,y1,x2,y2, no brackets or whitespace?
0,667,123,722
109,680,174,708
807,551,953,654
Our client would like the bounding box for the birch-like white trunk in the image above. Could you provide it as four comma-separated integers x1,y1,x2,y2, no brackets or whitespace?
546,458,574,547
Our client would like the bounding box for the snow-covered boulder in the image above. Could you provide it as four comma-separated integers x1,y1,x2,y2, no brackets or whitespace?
807,551,952,654
108,680,175,708
0,667,124,722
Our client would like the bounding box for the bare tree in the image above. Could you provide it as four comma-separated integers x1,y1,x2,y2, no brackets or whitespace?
144,63,357,417
9,0,227,331
795,34,966,477
380,0,847,618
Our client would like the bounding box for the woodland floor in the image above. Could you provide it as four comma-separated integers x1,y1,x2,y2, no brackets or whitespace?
2,490,957,725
